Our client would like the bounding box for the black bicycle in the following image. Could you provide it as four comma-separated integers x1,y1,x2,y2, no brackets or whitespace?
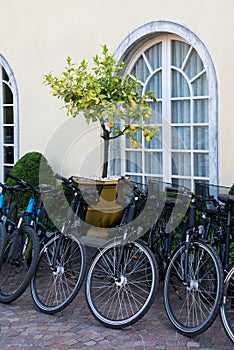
215,192,234,343
30,173,90,314
178,182,234,342
147,180,189,281
85,177,159,329
161,186,224,336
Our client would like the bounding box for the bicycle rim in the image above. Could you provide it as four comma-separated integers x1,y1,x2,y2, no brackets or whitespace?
86,239,158,328
0,225,39,303
220,265,234,343
164,240,223,336
31,233,86,313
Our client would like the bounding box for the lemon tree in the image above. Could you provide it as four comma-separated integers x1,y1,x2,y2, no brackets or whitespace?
44,45,158,177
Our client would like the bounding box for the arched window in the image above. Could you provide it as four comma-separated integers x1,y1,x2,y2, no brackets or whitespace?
0,55,19,181
112,21,219,191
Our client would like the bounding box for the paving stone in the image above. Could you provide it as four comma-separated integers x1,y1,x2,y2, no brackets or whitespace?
0,268,233,350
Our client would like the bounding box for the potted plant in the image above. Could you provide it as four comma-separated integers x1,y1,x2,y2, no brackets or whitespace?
44,45,158,227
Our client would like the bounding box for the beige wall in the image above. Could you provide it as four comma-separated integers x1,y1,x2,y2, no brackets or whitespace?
1,0,234,184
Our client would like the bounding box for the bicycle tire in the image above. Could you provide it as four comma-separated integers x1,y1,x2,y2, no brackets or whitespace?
149,216,167,277
0,224,40,303
86,238,158,329
6,202,18,233
0,223,7,267
31,232,86,314
164,239,224,336
220,264,234,343
205,221,226,263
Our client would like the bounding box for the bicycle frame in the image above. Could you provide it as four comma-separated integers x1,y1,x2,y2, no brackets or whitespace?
0,183,19,233
50,173,93,271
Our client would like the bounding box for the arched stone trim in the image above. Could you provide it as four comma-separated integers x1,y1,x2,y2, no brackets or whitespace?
113,20,219,185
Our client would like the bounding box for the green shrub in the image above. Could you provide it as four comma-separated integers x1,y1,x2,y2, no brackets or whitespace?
6,152,57,229
8,151,55,188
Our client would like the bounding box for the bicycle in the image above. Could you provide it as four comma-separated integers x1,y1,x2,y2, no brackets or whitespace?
30,173,89,314
147,179,189,281
163,187,224,336
0,174,40,303
214,191,234,343
190,182,234,342
85,177,159,329
0,181,20,266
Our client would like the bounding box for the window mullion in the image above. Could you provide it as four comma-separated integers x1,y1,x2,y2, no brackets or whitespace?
162,36,172,183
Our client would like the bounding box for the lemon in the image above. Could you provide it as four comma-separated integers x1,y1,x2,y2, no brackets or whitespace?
146,135,151,142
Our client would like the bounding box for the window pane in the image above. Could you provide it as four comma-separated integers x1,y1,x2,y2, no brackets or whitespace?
3,106,14,124
172,126,191,149
193,126,208,150
4,146,14,164
3,82,13,104
4,126,14,144
126,151,142,172
125,130,142,148
147,71,162,98
2,67,8,81
192,73,208,96
145,128,162,149
171,100,190,123
171,41,190,68
131,56,149,83
172,177,191,189
172,152,191,176
147,102,162,124
171,70,190,97
193,99,208,123
145,152,162,174
145,42,162,70
4,166,13,181
129,175,143,185
184,48,204,80
194,153,209,177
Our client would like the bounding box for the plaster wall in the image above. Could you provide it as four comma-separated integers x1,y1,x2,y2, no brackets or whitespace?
1,0,233,184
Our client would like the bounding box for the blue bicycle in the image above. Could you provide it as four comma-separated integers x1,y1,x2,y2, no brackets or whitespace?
0,174,41,303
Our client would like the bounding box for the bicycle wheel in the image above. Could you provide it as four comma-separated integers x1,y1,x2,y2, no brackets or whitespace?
164,239,224,336
206,221,226,262
0,224,40,303
86,238,158,329
31,232,86,314
0,223,7,266
5,202,18,234
151,216,166,254
220,264,234,343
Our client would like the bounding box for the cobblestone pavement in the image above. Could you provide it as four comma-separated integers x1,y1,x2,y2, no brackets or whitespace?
0,249,233,350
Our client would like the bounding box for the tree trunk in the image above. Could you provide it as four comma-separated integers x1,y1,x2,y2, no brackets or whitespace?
102,130,110,178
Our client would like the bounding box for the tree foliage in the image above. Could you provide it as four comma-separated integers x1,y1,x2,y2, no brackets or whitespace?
44,45,159,177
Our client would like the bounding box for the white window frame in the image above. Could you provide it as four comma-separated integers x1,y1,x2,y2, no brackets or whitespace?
0,54,19,182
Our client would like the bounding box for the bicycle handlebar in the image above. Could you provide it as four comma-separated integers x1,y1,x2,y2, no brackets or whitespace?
6,173,40,195
0,181,23,192
55,173,72,184
119,176,144,197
